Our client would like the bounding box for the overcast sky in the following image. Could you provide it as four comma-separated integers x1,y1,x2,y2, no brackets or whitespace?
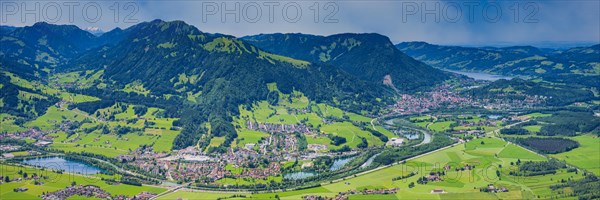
1,0,599,46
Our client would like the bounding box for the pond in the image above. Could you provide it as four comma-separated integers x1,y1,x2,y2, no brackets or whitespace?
402,132,419,140
329,157,354,171
284,156,356,180
442,69,513,81
21,157,102,175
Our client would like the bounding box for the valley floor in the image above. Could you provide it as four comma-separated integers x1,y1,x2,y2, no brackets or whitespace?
158,137,582,200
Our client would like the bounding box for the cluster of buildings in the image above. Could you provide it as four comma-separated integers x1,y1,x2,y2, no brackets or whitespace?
0,128,53,144
393,88,473,114
480,184,509,193
40,185,157,200
0,144,21,151
246,121,313,135
41,185,112,200
393,84,549,115
123,143,288,183
480,95,547,110
302,188,400,200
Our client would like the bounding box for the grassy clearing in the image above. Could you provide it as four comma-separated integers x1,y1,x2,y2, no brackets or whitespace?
410,115,433,121
26,106,88,130
523,113,552,118
498,144,546,161
321,122,384,148
0,113,26,133
208,136,226,147
522,125,541,133
429,121,456,132
552,134,600,175
6,71,99,103
235,130,269,147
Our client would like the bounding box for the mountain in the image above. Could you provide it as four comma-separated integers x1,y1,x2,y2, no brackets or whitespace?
396,42,600,78
0,23,129,78
84,27,105,36
63,20,392,149
0,25,16,34
465,78,596,106
242,33,452,91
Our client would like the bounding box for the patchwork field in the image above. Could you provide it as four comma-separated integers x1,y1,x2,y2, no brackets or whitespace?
231,95,387,151
23,103,182,157
163,137,580,199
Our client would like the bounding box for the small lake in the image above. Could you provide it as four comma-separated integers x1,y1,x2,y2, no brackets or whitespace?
21,157,102,175
329,157,354,171
442,69,513,81
284,157,355,180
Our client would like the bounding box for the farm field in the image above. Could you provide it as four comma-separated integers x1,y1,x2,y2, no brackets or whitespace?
0,164,166,199
25,106,88,131
428,121,456,132
320,122,384,148
0,113,26,133
23,102,182,157
163,137,579,199
231,94,387,151
551,134,600,175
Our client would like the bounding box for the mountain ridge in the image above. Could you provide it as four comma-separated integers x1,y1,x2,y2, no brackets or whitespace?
242,33,453,91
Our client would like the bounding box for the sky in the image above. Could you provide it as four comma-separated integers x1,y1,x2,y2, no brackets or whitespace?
1,0,599,46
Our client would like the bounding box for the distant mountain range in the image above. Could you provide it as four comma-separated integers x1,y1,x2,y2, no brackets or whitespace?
396,42,600,78
0,22,126,78
396,41,600,90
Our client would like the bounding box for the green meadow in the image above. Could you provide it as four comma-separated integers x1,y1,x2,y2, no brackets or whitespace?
429,121,456,132
552,134,600,175
26,106,88,131
320,122,384,148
